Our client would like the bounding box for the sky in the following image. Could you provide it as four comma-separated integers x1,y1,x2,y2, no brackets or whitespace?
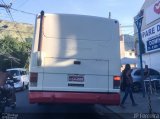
0,0,145,34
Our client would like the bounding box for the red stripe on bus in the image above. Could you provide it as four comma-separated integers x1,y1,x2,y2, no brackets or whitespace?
29,91,120,105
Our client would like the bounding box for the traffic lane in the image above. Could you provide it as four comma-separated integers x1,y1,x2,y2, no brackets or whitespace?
5,90,110,119
6,90,100,113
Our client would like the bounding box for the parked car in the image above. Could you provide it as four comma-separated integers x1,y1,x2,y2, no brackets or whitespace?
6,68,29,91
131,68,160,92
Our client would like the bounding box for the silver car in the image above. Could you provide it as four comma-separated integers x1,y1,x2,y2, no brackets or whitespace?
131,68,160,92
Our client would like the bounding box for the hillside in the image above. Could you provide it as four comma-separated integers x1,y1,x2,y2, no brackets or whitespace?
0,20,34,41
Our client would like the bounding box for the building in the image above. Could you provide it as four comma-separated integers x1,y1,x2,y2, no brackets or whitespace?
134,0,160,72
120,34,136,59
120,34,137,69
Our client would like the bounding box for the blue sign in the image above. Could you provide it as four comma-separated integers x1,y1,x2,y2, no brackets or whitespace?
142,22,160,53
147,35,160,51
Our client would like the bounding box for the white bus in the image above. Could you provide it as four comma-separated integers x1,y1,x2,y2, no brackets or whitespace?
29,11,121,105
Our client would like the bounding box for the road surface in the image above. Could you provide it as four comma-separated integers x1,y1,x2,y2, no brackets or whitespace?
2,90,121,119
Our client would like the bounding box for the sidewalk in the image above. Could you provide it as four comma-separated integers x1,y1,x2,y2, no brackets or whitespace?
106,91,160,119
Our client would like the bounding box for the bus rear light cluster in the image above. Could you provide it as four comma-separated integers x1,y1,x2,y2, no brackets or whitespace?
30,72,38,87
113,76,120,89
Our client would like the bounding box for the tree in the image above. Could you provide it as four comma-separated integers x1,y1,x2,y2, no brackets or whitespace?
0,36,32,71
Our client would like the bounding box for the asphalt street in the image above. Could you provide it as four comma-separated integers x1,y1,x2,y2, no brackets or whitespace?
3,90,119,119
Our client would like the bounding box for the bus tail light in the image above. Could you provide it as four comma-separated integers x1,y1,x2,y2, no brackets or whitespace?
113,76,120,89
30,72,38,87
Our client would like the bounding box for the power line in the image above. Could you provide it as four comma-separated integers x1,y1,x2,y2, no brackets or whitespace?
7,11,24,41
1,0,6,5
9,0,16,5
121,25,133,28
10,7,36,16
1,0,24,41
0,1,3,4
0,1,36,16
0,3,11,8
16,0,30,8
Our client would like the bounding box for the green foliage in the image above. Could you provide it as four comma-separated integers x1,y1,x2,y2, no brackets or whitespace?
0,36,32,71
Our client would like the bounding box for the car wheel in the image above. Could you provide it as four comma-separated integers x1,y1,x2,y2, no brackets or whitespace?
21,83,25,91
25,83,29,89
132,83,141,92
0,105,5,113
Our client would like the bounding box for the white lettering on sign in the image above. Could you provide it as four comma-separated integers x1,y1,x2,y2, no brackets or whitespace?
148,38,160,46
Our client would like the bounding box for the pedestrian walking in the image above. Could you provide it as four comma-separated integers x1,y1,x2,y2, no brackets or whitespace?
120,64,137,108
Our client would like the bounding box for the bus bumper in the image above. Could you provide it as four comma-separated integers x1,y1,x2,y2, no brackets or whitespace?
29,91,120,105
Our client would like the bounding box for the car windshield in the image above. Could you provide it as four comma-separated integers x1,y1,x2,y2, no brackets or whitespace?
7,70,19,76
134,68,160,76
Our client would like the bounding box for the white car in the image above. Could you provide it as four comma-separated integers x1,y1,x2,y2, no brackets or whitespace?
6,68,29,90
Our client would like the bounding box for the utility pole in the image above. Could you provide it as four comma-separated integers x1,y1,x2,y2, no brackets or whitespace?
108,12,111,19
134,10,145,98
0,4,11,9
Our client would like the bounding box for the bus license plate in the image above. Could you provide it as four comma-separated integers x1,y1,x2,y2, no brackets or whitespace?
68,74,84,82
